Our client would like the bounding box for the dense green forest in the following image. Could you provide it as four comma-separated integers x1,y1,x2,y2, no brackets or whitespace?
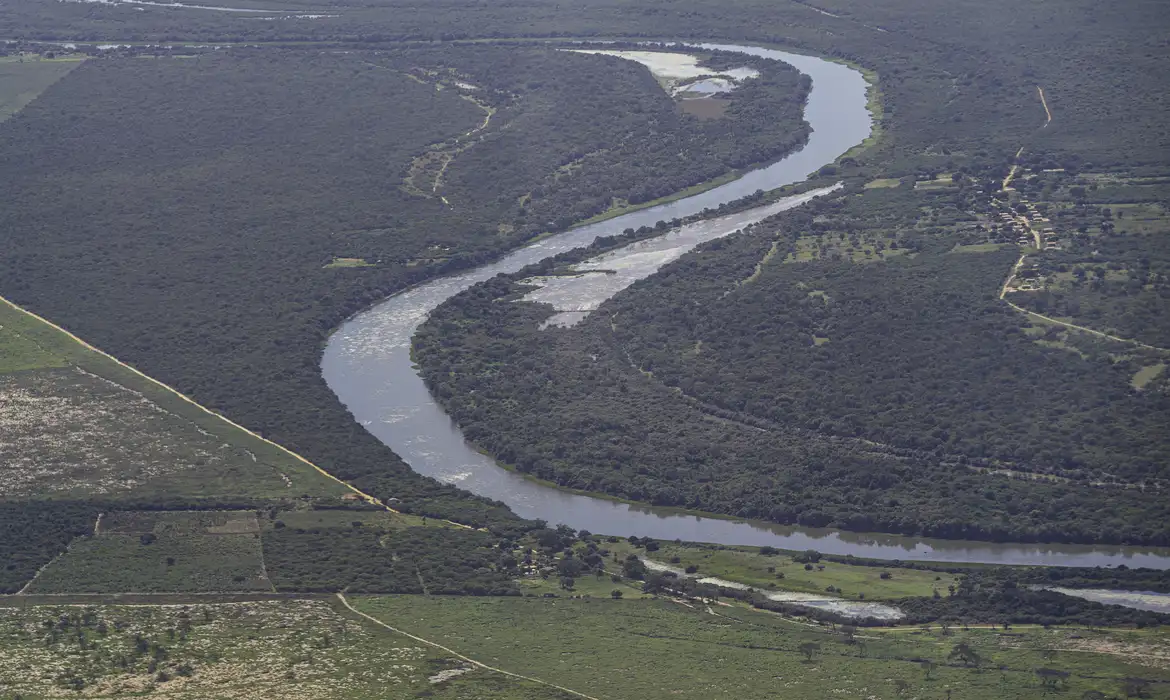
0,44,807,540
5,0,1168,171
415,184,1170,545
605,191,1170,481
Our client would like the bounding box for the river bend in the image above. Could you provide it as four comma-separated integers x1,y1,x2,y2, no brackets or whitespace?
322,43,1170,569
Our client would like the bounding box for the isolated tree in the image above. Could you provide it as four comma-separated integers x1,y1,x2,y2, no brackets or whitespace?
1123,677,1151,698
840,625,857,644
949,641,983,668
798,642,821,662
921,660,937,680
1035,668,1070,690
610,589,623,599
893,679,910,697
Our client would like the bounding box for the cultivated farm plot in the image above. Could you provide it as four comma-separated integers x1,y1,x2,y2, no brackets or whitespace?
0,300,351,501
0,599,572,699
26,511,272,594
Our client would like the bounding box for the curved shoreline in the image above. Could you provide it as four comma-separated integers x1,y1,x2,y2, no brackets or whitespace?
321,41,1170,569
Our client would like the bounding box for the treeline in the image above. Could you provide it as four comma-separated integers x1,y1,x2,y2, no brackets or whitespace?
1016,566,1170,595
414,186,1170,545
639,563,1170,628
0,501,101,593
890,587,1170,629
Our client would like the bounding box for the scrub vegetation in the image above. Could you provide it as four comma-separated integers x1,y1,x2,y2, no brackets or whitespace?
0,598,576,699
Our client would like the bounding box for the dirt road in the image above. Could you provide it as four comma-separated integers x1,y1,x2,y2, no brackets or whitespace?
336,593,601,700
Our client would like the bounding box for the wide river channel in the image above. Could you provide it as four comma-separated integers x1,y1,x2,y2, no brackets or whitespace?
323,43,1170,569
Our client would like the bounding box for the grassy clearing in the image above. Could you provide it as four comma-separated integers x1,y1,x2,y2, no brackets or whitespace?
323,257,374,268
1109,202,1168,235
0,320,66,372
0,598,574,699
864,177,901,189
952,242,1010,253
611,541,959,600
1133,363,1167,390
516,569,650,600
0,298,351,501
27,512,273,594
0,55,82,122
915,173,956,189
354,596,1170,700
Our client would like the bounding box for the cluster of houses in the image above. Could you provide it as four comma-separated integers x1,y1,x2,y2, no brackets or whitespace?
1011,263,1045,292
990,199,1062,251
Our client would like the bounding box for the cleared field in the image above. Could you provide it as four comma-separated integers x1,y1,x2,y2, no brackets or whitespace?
0,55,82,122
0,368,285,499
354,596,1170,700
0,598,574,699
0,299,351,501
0,317,66,372
26,511,272,594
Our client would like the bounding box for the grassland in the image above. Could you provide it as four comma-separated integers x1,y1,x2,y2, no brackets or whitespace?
0,598,575,699
609,541,961,601
0,298,350,501
324,257,375,269
0,54,83,123
354,596,1170,700
1133,363,1167,390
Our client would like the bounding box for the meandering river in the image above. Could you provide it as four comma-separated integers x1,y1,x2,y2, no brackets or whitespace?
322,43,1170,569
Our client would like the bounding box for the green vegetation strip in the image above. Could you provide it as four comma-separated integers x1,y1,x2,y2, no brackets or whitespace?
353,596,1170,700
